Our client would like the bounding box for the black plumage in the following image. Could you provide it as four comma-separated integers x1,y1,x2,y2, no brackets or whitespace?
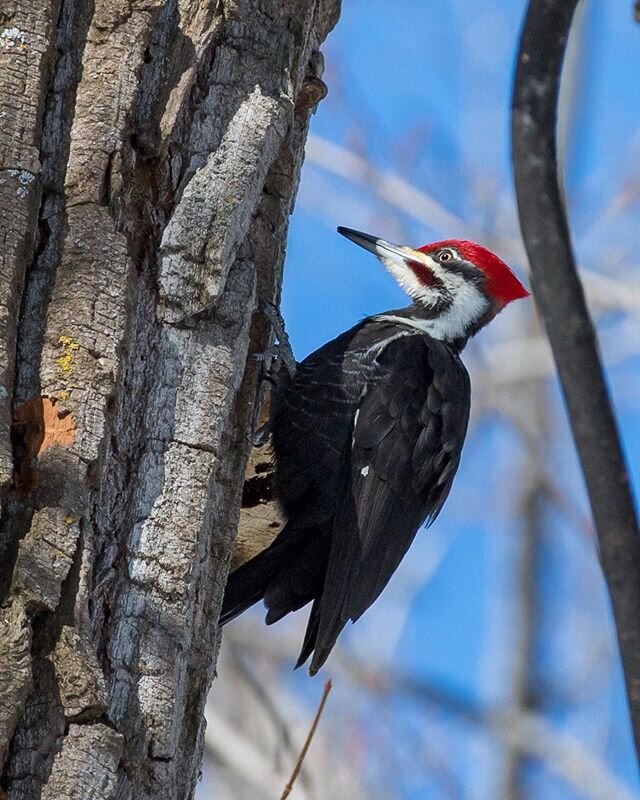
221,310,470,675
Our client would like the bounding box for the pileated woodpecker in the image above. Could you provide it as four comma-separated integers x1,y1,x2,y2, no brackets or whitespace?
221,227,528,674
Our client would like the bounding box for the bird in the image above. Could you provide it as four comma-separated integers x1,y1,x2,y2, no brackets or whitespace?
221,227,529,675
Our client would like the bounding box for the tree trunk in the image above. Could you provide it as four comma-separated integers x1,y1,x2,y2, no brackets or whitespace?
0,1,339,797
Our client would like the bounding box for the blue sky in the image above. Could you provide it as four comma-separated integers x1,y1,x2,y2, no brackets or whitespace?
275,1,640,798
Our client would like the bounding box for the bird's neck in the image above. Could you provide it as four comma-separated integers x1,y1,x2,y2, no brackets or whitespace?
372,303,472,351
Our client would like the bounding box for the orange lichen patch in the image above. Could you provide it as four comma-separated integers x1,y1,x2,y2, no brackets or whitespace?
12,397,76,494
39,397,76,453
13,396,76,456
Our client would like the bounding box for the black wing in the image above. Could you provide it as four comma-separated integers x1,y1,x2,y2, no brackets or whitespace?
222,322,378,634
307,335,470,674
272,323,375,526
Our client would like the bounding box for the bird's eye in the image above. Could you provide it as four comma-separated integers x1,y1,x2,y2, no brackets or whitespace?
438,250,454,263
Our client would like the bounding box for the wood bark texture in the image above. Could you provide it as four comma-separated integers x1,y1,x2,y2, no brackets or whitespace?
0,0,339,797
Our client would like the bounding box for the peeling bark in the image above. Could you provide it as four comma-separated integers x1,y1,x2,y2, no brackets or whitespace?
0,0,340,796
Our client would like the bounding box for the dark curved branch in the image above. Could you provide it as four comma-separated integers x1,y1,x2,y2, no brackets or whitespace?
512,0,640,757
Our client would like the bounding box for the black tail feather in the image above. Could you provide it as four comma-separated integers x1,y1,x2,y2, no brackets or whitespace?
219,558,273,627
220,527,303,625
220,524,328,628
294,598,321,671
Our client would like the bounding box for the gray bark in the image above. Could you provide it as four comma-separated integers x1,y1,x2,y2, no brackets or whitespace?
0,0,339,797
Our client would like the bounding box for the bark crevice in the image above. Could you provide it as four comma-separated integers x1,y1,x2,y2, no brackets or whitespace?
0,0,340,796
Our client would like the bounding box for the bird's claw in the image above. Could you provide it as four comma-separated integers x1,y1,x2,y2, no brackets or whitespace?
258,301,296,378
249,422,272,448
248,301,297,447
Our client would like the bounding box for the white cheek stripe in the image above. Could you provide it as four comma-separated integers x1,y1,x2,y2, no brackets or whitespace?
380,256,427,301
435,278,489,340
375,284,488,342
378,252,489,340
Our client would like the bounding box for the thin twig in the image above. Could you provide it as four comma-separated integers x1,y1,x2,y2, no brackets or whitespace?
231,629,635,800
512,0,640,758
280,680,332,800
204,709,311,800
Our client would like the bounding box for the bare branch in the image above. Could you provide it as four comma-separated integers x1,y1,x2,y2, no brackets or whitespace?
365,667,640,800
228,628,637,800
281,680,333,800
305,134,468,236
304,135,640,314
512,0,640,756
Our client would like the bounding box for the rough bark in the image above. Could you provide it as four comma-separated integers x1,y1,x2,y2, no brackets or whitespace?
0,0,340,797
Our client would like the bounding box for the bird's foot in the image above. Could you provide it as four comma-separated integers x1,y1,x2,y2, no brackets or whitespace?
248,302,297,447
259,301,297,378
249,418,272,448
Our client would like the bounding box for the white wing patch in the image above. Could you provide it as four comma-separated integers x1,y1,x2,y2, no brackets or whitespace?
360,465,370,477
364,329,413,360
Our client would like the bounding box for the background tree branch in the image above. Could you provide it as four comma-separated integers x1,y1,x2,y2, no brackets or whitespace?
512,0,640,758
